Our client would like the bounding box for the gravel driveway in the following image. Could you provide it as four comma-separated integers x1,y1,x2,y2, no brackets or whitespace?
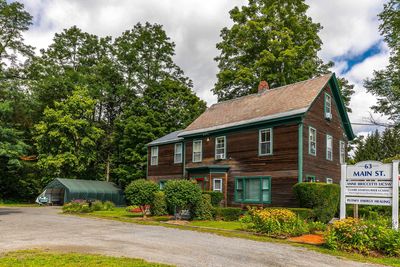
0,207,380,267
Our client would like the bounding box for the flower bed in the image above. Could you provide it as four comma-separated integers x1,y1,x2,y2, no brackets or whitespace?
325,217,400,256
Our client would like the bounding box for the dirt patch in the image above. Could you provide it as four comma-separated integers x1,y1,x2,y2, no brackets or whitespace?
164,220,189,225
288,234,324,245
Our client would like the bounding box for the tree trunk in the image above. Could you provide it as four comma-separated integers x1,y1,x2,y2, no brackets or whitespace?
105,154,110,182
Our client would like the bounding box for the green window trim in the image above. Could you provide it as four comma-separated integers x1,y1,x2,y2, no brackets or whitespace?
259,128,273,156
326,134,333,161
324,92,332,120
192,140,203,163
234,176,271,204
306,175,316,182
308,126,317,156
215,136,226,160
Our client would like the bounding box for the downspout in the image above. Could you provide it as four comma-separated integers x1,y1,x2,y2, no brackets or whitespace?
182,141,186,178
146,146,149,179
298,121,303,183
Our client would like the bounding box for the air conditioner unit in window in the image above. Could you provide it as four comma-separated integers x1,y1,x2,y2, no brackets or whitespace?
326,113,332,120
216,154,225,160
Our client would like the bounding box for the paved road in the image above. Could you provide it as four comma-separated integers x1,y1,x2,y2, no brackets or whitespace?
0,207,380,267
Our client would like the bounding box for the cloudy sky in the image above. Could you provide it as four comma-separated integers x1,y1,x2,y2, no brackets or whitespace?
19,0,389,135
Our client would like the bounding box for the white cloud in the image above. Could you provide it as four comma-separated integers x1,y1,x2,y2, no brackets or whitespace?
306,0,385,60
19,0,390,135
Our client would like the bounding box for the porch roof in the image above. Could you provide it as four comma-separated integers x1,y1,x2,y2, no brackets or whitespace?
186,165,230,174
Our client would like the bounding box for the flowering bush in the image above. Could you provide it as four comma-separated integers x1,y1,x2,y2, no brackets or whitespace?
62,200,115,213
325,217,400,256
243,207,309,237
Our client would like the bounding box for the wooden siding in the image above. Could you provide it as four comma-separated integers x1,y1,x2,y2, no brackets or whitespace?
302,85,348,184
147,143,183,181
184,123,299,206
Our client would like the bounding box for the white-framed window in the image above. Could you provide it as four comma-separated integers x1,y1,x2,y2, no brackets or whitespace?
325,93,332,120
192,140,202,162
259,128,273,156
150,146,158,166
159,180,166,189
326,178,333,184
213,178,223,193
339,141,345,164
326,135,333,161
215,136,226,160
309,126,317,156
174,143,183,163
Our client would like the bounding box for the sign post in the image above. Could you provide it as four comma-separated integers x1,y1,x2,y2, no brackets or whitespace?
340,160,399,230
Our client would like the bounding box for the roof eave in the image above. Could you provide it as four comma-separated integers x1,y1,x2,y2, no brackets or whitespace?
147,138,183,147
329,73,356,140
179,108,307,138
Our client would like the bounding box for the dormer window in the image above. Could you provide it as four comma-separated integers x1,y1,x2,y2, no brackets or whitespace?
325,93,332,120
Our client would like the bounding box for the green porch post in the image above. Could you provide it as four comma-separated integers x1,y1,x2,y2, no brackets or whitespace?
298,122,303,183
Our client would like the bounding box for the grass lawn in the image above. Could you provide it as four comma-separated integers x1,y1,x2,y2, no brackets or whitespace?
0,203,40,207
0,250,172,267
76,210,400,267
188,220,243,231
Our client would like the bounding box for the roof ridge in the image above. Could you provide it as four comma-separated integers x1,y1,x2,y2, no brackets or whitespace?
209,73,332,108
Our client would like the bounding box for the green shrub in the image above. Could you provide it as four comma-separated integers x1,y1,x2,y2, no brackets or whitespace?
308,221,327,233
244,207,309,237
91,201,103,211
202,191,224,206
102,201,115,211
151,191,168,216
325,217,400,256
62,200,115,213
62,201,91,213
293,183,340,223
193,194,214,220
214,207,243,221
164,179,202,219
265,207,314,221
125,179,159,218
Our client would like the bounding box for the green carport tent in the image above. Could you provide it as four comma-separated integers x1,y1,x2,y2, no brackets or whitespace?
43,178,125,205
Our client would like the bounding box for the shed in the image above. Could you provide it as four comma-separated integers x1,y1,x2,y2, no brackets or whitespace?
40,178,125,205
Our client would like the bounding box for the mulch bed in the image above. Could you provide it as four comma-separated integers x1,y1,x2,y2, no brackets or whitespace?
287,234,324,245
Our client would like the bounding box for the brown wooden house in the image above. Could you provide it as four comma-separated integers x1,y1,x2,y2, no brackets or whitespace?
146,73,355,207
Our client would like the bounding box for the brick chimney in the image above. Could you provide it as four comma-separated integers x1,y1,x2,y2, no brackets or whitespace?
258,80,269,93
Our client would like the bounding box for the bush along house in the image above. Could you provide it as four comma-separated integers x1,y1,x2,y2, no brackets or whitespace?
147,73,355,207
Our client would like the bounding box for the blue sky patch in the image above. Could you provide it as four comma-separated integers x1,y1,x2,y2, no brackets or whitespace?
334,41,382,74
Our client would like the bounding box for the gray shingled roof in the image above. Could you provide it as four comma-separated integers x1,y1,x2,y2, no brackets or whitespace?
147,130,183,146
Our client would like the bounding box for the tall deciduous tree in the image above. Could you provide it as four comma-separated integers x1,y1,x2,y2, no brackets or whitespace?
364,0,400,125
0,0,39,200
213,0,354,111
34,88,104,182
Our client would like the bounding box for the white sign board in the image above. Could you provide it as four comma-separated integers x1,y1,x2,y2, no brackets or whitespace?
345,181,392,187
345,197,392,206
345,187,392,197
346,161,392,180
340,160,399,230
